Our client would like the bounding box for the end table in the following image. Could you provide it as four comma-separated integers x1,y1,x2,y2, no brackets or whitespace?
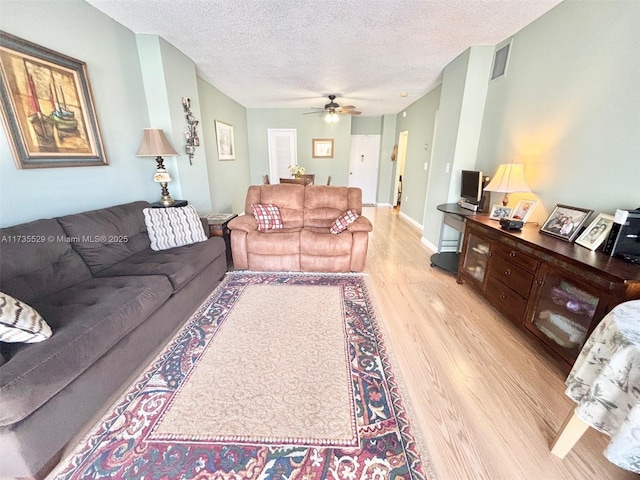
150,200,188,208
201,213,237,266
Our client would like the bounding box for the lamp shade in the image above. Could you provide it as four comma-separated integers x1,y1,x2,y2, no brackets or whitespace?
136,129,179,157
484,163,531,193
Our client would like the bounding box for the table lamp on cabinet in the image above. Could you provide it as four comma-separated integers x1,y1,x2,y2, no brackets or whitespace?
484,163,531,206
136,128,179,206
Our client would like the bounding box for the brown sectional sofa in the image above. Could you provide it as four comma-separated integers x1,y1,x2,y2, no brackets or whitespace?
228,184,372,272
0,201,227,478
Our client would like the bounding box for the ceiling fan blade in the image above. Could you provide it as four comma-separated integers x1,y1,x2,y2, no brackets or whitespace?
340,105,356,110
342,110,361,115
302,111,323,115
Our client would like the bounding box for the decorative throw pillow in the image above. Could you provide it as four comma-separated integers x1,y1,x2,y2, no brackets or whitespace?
0,292,52,343
330,210,359,234
143,205,207,251
251,203,283,232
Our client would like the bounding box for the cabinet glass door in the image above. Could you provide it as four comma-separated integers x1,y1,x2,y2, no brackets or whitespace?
461,233,490,285
526,268,602,363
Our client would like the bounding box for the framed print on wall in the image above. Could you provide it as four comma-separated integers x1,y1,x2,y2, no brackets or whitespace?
540,204,593,243
215,120,235,160
0,31,107,168
312,138,334,158
575,213,615,251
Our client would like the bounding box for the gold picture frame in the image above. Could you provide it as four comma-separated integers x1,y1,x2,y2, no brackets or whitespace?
215,120,235,160
312,138,334,158
0,31,107,168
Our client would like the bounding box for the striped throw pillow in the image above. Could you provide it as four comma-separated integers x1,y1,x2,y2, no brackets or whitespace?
143,205,207,251
330,210,359,234
0,292,52,343
251,203,283,232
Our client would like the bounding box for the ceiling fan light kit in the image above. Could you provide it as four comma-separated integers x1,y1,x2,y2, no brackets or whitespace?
305,94,362,120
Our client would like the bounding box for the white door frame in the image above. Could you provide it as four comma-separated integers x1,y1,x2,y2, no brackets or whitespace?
393,130,408,207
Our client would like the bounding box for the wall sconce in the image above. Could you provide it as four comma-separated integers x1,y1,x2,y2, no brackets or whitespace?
183,97,199,165
484,163,531,206
136,128,179,206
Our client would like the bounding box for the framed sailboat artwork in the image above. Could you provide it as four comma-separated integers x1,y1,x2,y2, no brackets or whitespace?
0,31,107,168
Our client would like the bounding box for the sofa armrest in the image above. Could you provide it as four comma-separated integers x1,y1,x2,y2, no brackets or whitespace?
347,216,373,233
228,214,257,233
199,217,210,238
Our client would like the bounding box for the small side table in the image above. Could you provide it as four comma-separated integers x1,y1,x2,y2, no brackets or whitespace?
150,200,188,208
430,203,479,274
202,213,237,266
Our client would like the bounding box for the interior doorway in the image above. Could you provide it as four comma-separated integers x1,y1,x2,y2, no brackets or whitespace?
267,129,297,183
348,135,381,205
393,130,408,208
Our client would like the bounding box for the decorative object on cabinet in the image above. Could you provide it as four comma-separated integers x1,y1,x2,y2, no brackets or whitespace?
136,128,179,206
483,163,531,206
575,213,615,251
540,204,593,242
312,138,334,158
511,199,538,222
215,120,235,160
0,31,107,169
182,97,199,165
457,215,640,371
489,205,513,220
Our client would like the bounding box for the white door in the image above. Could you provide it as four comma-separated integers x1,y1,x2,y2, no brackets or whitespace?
348,135,380,204
267,129,297,183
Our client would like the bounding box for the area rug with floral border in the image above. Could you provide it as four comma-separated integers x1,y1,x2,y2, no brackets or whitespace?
50,272,436,480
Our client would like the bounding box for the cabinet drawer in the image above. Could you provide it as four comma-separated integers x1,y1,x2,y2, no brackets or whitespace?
486,275,528,325
490,253,534,298
492,242,538,272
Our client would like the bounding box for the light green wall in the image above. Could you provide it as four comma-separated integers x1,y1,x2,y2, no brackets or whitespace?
351,116,382,135
377,114,397,205
246,109,352,187
476,0,640,224
0,0,152,226
395,85,442,227
197,77,251,213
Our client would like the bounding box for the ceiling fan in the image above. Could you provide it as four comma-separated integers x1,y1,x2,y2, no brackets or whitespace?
304,95,361,121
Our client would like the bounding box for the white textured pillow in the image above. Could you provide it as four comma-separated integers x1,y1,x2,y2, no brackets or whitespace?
0,292,52,343
143,205,207,251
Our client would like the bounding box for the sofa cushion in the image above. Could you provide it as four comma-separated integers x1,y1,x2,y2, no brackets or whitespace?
143,205,207,251
300,227,353,256
0,219,93,305
246,228,301,255
94,237,226,292
251,203,284,232
0,274,173,426
57,201,152,275
244,185,304,228
0,292,51,343
330,210,359,234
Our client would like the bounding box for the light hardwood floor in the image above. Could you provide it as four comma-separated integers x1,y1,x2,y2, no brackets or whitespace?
362,206,636,480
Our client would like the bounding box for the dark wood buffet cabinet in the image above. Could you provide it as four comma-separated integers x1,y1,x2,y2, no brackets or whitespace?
457,215,640,371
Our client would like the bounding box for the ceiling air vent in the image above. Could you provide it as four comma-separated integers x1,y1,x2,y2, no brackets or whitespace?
491,41,511,80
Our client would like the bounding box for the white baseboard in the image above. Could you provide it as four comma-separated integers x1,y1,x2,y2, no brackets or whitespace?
377,203,392,208
399,211,423,231
421,237,438,252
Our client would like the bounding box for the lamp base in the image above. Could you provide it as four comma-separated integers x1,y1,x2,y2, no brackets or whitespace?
158,181,174,206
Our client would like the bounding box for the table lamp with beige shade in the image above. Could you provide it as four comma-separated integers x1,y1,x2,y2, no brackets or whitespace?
484,163,531,206
136,129,179,206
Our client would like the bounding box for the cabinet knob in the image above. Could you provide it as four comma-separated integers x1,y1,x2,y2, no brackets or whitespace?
536,278,543,285
487,252,492,257
500,293,507,299
510,251,516,257
504,269,511,276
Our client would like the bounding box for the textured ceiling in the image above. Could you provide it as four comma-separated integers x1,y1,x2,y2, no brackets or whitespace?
86,0,562,116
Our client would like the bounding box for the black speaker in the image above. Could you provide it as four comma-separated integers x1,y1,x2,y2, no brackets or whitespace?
500,218,524,231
